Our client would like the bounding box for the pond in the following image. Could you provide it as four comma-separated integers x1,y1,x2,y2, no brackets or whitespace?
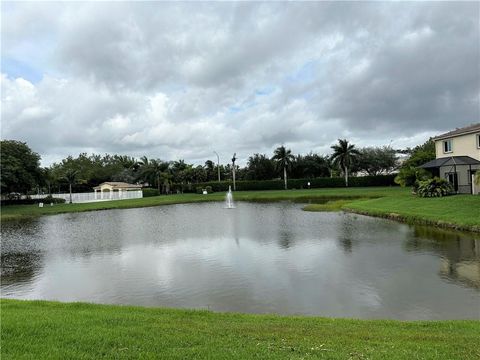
1,202,479,320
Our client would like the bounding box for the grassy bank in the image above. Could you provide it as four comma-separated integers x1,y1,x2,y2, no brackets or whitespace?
2,299,479,360
2,186,479,232
343,194,480,232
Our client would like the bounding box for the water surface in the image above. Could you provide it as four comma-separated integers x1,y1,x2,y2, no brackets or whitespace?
2,202,479,319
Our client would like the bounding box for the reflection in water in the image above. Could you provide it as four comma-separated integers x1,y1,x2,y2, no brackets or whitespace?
1,252,43,286
338,214,356,253
405,226,480,289
1,202,479,320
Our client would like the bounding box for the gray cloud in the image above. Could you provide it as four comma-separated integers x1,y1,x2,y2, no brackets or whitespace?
1,2,479,166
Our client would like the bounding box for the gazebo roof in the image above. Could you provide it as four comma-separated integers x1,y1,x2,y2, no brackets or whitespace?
93,182,143,190
419,156,480,169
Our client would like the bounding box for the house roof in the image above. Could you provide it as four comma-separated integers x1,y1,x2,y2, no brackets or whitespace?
93,182,143,190
432,123,480,141
419,156,480,169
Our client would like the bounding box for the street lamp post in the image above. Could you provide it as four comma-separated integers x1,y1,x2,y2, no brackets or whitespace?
213,151,221,182
232,153,237,191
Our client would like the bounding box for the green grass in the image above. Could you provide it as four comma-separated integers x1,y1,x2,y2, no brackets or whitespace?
344,193,480,232
2,186,479,232
302,199,354,212
2,299,479,360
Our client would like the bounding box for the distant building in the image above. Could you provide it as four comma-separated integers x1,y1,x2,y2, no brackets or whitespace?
420,123,480,194
93,182,143,199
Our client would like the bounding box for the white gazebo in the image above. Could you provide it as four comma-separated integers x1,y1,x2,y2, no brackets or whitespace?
93,182,143,200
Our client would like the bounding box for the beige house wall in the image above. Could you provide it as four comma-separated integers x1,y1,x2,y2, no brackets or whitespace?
435,132,480,160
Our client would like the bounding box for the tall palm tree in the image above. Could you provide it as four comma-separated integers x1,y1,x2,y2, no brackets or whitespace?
160,171,173,194
272,146,294,190
63,169,78,204
330,139,360,187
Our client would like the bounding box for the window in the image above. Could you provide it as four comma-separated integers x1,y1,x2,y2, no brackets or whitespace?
477,134,480,148
443,139,452,153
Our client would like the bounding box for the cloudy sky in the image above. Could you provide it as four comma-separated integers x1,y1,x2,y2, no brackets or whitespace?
1,2,479,166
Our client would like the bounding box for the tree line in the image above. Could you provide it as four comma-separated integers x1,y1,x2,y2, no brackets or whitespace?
1,139,409,196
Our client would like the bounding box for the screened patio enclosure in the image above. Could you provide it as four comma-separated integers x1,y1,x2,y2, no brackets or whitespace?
420,156,480,194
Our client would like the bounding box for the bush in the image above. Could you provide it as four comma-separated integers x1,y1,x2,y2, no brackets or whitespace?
417,177,454,198
41,195,66,204
205,186,213,194
142,188,160,197
196,187,203,194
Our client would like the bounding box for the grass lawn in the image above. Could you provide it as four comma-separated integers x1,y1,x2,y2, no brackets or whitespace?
343,192,480,232
2,299,479,360
2,186,479,231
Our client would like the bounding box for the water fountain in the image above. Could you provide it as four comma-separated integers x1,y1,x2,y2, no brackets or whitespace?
225,185,235,209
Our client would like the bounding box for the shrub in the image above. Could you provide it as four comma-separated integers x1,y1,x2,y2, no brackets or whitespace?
41,195,66,204
417,177,454,198
205,186,213,194
395,167,431,187
196,187,203,194
142,188,160,197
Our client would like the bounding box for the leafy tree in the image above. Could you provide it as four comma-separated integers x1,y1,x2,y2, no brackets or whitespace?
291,153,330,178
138,158,168,193
160,170,173,194
112,168,136,183
246,154,276,180
356,146,398,176
204,160,216,181
330,139,360,187
272,146,294,190
1,140,42,194
193,165,207,183
41,167,57,195
395,139,435,187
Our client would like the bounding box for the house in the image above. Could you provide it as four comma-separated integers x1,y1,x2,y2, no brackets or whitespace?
420,123,480,194
93,182,143,199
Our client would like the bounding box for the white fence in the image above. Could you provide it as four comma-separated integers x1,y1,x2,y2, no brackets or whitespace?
30,190,143,204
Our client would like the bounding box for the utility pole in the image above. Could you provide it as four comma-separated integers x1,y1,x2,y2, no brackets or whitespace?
213,151,221,182
232,153,237,191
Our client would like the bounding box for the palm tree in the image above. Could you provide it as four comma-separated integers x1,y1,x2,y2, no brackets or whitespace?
143,159,164,193
160,171,173,194
63,169,78,204
330,139,360,187
272,146,294,190
42,168,56,196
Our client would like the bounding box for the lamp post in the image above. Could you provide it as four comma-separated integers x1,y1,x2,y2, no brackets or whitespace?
213,151,221,182
232,153,237,191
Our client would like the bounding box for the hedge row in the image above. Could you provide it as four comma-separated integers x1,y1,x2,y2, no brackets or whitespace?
1,196,66,206
142,188,161,197
174,175,397,193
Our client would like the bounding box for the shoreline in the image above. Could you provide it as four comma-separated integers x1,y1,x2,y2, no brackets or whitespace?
2,187,479,233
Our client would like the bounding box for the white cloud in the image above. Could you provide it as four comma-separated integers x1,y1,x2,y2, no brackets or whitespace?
1,2,479,166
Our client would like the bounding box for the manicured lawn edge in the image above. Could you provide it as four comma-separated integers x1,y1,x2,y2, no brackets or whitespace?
2,299,479,360
343,206,480,233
